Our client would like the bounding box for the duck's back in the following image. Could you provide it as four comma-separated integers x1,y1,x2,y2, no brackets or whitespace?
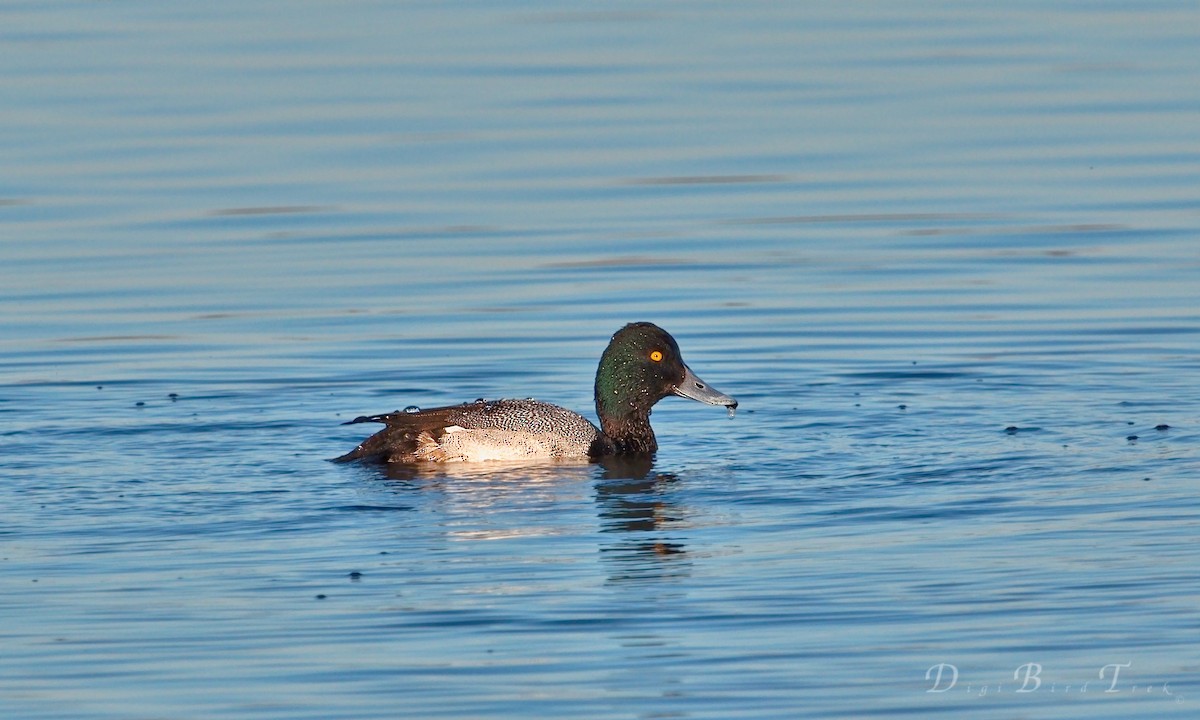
335,399,612,463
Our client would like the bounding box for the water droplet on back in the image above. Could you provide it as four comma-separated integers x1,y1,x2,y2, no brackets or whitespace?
404,405,421,414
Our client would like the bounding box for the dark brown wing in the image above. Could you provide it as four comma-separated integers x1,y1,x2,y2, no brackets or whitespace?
340,405,473,429
333,404,476,463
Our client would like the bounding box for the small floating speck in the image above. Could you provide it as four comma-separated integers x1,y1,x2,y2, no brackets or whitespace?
403,405,421,414
315,594,327,600
1004,426,1019,434
168,393,179,401
1126,435,1138,442
897,404,907,410
348,571,363,581
1155,424,1170,431
1143,477,1151,482
96,385,103,390
135,401,145,407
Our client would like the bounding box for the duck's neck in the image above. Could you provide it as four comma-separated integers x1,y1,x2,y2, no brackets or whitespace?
594,351,658,455
596,403,658,455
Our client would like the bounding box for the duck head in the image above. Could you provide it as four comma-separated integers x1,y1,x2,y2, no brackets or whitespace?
594,322,737,454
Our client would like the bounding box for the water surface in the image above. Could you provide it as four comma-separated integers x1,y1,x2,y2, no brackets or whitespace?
2,2,1198,718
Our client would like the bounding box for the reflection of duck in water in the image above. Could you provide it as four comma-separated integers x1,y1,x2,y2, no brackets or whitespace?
595,469,690,583
336,323,736,464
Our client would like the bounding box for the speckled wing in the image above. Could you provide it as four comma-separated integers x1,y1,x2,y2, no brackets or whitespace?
335,399,611,463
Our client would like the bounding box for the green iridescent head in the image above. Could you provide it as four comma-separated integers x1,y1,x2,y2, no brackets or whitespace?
593,322,736,453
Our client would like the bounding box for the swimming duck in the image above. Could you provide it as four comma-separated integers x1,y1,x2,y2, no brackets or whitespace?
335,322,737,463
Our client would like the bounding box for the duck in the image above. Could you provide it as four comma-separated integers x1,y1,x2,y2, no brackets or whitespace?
335,322,737,463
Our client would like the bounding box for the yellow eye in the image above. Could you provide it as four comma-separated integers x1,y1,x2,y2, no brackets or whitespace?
649,350,663,362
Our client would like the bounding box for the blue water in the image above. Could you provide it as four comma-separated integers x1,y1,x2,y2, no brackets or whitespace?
3,2,1199,718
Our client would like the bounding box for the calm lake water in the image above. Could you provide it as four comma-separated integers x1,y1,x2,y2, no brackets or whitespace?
3,2,1199,718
